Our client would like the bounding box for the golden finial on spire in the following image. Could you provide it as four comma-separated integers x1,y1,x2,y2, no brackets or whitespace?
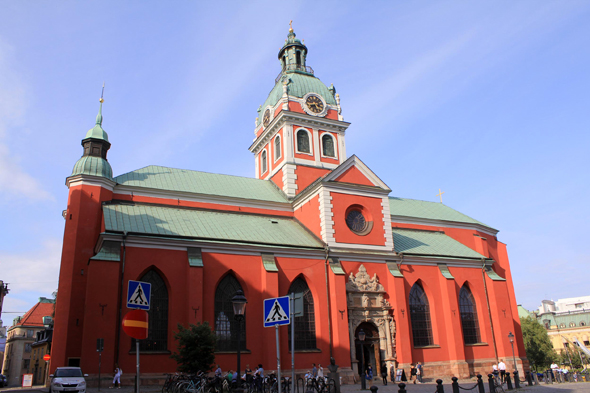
99,82,105,103
289,20,293,32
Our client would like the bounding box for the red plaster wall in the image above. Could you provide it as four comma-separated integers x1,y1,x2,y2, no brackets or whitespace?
335,166,374,187
331,193,385,246
294,194,321,238
294,166,329,195
270,169,284,191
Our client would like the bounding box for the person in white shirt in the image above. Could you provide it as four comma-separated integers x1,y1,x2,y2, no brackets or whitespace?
498,360,507,382
317,364,324,382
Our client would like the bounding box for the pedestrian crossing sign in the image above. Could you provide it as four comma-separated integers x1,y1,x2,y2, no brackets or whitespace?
127,280,151,311
264,296,290,327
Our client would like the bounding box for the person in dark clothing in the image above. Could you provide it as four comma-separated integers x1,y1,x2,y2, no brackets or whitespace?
410,364,417,384
381,364,388,385
390,364,395,383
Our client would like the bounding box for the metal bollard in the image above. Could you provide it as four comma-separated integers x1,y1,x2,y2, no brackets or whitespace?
488,374,495,393
476,375,485,393
506,373,513,390
451,377,459,393
398,383,406,393
514,371,520,389
436,379,445,393
370,386,378,393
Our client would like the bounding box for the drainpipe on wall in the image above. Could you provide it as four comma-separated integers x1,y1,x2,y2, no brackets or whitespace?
324,246,333,359
482,260,499,363
114,232,127,366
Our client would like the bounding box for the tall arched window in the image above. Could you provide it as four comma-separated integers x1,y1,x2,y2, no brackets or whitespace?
296,51,301,67
459,285,481,344
297,130,310,153
261,150,267,174
288,277,316,350
275,136,282,161
322,134,335,157
409,283,433,347
215,275,246,352
134,270,168,351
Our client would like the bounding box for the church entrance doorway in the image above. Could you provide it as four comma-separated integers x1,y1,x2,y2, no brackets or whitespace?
355,322,381,378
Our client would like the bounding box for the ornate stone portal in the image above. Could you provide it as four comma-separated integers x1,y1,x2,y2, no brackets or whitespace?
347,265,396,375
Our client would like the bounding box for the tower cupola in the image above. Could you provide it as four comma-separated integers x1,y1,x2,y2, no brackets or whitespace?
71,97,113,180
278,22,311,75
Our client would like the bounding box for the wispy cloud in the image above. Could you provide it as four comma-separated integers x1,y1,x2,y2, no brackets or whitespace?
0,238,61,324
0,38,52,202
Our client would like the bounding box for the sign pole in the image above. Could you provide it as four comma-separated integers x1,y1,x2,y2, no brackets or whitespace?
136,340,140,393
98,352,102,391
276,325,281,393
290,294,295,393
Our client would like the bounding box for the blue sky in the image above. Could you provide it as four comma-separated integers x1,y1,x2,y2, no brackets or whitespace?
1,1,589,322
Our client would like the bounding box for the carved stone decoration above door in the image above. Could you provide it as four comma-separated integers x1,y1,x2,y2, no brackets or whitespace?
347,264,396,366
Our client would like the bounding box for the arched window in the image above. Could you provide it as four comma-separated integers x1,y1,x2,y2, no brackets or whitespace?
580,321,586,327
409,283,433,347
296,51,301,66
288,277,316,350
214,275,246,352
261,150,267,174
297,130,310,153
275,136,282,161
134,270,168,351
459,285,481,344
322,134,335,157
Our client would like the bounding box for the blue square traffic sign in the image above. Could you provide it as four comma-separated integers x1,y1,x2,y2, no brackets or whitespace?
264,296,290,327
127,280,151,310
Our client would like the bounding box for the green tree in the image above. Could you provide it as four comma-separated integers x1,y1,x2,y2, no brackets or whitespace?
171,322,216,373
520,316,558,371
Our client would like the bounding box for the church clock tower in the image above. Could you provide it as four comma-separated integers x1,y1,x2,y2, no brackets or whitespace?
249,25,351,198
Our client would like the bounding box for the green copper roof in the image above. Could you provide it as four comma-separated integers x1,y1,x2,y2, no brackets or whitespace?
84,102,109,142
389,197,494,230
102,203,323,248
115,165,288,203
187,247,203,267
392,228,485,259
91,241,121,261
72,155,113,179
258,73,337,126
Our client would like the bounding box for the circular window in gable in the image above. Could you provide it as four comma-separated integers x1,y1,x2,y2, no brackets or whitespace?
345,205,373,236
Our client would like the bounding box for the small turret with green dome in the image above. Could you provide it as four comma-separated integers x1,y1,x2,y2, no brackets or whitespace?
71,96,113,180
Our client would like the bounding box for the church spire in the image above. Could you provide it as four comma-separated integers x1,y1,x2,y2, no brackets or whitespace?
278,21,310,75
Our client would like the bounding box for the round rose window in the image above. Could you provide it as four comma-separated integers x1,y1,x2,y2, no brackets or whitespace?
346,209,373,235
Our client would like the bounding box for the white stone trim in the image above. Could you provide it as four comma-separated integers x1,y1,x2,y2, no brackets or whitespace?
282,164,298,198
313,128,321,165
294,128,314,156
381,196,394,250
389,216,499,236
261,148,269,176
323,155,391,191
292,157,339,169
320,132,338,159
318,189,335,243
66,174,116,190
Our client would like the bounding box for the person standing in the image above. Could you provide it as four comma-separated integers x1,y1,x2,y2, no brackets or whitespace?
381,363,388,385
410,364,417,384
255,364,264,393
312,363,318,379
365,365,374,387
390,364,396,383
498,359,507,382
416,362,423,384
110,365,122,389
317,364,324,382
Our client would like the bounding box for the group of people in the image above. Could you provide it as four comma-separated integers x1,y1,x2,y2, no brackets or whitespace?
214,363,266,391
491,359,508,382
363,362,423,386
304,363,325,382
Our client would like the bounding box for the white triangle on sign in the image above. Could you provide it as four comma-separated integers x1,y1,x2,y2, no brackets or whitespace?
129,284,148,306
265,300,289,322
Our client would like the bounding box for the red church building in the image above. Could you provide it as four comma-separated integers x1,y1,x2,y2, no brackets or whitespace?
51,27,527,381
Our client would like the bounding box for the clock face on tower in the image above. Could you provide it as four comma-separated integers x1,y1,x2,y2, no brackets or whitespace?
305,95,324,114
263,109,271,127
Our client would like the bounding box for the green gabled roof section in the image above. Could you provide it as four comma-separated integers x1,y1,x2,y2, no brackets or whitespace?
262,253,279,272
393,228,485,259
258,73,337,126
102,203,324,249
187,247,203,267
389,197,495,231
114,165,288,204
484,265,506,281
91,241,120,261
438,264,455,279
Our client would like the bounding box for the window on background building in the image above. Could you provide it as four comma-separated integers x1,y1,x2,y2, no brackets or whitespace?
560,323,566,328
297,130,310,153
575,303,584,309
570,322,576,327
564,342,570,348
25,344,32,353
275,136,281,161
322,134,335,157
584,341,590,346
288,277,317,350
214,275,246,352
23,359,30,371
459,285,481,344
133,270,168,351
27,330,33,338
580,321,587,326
409,283,434,347
261,150,267,174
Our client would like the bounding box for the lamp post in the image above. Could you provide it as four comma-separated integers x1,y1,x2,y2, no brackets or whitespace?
232,290,247,393
508,332,517,371
358,329,366,390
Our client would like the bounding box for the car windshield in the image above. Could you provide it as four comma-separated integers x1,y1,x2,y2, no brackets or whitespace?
55,369,83,377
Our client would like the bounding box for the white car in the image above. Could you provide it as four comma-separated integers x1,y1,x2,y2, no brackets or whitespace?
50,367,88,393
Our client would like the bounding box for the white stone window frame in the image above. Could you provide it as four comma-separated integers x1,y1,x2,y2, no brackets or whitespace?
320,132,338,159
295,128,314,156
301,92,328,117
261,148,269,175
274,134,282,163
